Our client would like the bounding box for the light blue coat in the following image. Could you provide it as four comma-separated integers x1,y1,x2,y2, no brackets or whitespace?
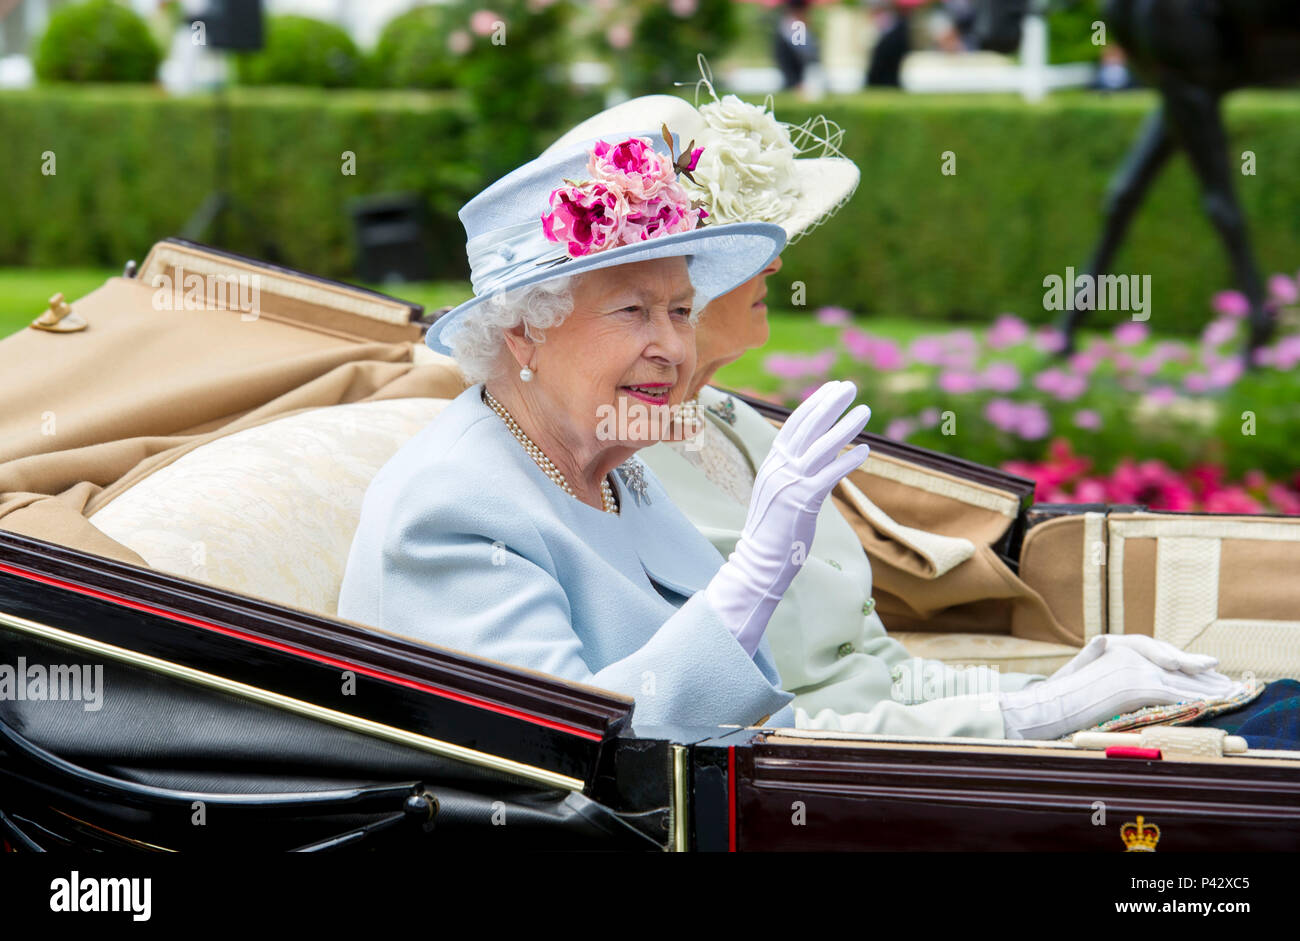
337,383,794,734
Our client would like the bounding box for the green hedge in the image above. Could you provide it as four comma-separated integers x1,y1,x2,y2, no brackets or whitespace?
233,15,366,89
0,86,478,279
2,86,1299,333
1048,0,1106,64
371,5,458,90
34,0,162,84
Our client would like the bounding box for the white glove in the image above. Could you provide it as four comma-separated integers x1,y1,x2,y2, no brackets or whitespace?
706,380,871,656
1047,633,1221,681
998,637,1244,741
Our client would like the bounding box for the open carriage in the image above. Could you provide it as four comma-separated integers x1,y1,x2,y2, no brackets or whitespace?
2,240,1297,852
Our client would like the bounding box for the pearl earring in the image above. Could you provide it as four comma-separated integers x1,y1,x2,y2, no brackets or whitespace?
519,365,534,382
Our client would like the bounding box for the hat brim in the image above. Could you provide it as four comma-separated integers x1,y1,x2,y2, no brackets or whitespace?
781,157,860,243
426,221,785,356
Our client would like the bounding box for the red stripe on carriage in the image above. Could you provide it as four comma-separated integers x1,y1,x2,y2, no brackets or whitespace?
728,745,737,852
1105,746,1162,760
0,561,602,741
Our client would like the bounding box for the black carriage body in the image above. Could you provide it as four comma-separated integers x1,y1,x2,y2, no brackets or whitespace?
0,528,654,851
4,525,1300,852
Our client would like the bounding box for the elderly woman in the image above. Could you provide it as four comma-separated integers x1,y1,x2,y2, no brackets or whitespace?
337,132,871,733
543,86,1242,741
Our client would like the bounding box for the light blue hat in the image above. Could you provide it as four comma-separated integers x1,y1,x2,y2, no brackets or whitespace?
425,131,787,356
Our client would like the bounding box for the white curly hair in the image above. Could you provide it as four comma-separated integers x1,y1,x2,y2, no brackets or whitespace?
441,267,703,385
440,275,580,385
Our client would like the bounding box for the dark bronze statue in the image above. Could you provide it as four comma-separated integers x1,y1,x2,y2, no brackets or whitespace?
975,0,1300,360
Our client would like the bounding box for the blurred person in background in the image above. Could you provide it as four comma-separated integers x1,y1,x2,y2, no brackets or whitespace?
1093,45,1137,91
930,0,979,53
866,0,923,87
773,0,822,91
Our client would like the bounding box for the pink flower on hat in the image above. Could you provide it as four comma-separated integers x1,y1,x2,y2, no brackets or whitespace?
541,182,628,258
627,192,697,241
542,134,705,259
590,138,675,199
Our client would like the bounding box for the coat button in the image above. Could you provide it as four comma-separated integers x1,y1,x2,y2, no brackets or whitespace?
837,642,854,659
890,666,903,682
862,597,876,616
826,559,842,570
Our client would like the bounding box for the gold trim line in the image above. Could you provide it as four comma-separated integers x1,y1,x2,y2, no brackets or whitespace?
671,744,689,852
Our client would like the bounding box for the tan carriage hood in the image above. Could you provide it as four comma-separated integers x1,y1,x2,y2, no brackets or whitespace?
0,243,468,565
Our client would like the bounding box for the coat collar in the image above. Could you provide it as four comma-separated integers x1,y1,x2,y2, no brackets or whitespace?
611,456,726,597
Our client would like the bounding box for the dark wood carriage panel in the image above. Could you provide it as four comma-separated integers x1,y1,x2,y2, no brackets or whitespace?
0,529,636,790
727,739,1300,851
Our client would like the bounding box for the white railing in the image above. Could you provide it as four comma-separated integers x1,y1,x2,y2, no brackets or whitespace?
722,14,1095,101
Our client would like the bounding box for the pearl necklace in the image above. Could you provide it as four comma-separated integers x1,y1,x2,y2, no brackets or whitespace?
483,387,618,514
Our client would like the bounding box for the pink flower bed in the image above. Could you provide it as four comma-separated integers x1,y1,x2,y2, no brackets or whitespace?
757,270,1300,515
1005,440,1300,514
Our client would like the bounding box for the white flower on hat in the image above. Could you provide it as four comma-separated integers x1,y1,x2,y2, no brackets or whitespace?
682,94,802,229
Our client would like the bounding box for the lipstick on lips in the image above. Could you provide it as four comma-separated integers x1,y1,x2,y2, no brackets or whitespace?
620,381,673,405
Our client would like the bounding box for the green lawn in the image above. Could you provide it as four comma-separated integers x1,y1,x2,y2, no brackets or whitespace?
0,268,124,336
710,310,1119,396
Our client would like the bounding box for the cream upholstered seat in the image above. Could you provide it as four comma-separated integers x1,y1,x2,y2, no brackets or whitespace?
88,397,452,617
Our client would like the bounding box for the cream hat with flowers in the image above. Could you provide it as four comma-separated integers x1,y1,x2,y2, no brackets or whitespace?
545,62,860,245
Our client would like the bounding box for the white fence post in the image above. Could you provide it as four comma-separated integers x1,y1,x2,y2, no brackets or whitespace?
1019,13,1048,102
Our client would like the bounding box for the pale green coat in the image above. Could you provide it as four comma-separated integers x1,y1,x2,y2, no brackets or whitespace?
638,387,1045,738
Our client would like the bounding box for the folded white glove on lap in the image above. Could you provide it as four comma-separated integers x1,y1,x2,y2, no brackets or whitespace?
998,634,1244,740
706,380,871,656
1049,633,1222,680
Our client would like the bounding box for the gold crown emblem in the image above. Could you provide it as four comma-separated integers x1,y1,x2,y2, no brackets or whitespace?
1121,815,1161,852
